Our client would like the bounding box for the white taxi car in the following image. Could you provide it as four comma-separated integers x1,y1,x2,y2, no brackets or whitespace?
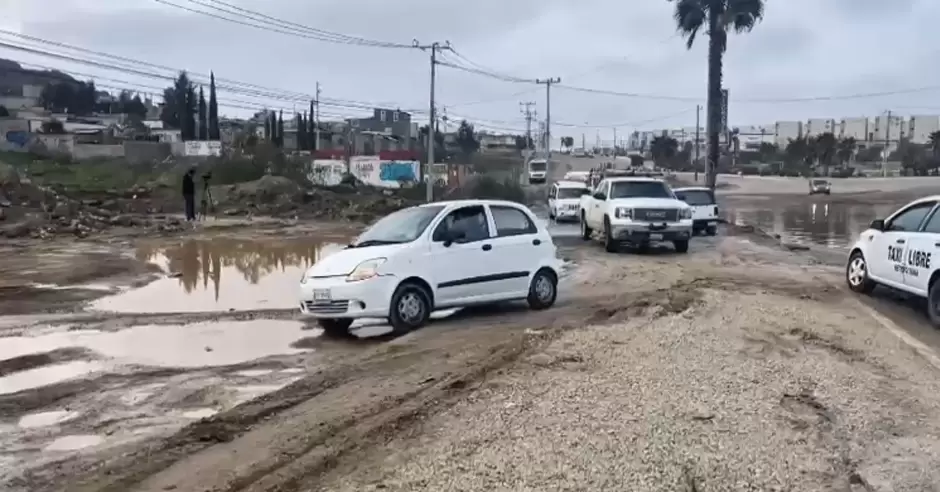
847,196,940,325
548,180,590,222
299,199,563,337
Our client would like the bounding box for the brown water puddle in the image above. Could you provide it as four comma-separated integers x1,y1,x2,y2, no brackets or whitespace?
89,237,350,313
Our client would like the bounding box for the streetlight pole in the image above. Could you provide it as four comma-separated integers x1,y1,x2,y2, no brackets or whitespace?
415,40,452,202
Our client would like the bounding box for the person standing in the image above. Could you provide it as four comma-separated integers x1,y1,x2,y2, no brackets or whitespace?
182,168,196,221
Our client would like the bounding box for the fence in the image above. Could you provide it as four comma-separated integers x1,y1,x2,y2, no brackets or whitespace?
308,157,420,188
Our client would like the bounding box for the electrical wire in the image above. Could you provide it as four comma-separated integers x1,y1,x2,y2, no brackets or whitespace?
555,82,940,103
153,0,413,48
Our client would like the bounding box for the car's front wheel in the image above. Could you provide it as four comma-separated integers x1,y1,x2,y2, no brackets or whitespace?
603,216,618,253
580,212,592,240
846,251,875,294
527,268,557,310
318,318,354,338
388,281,432,334
673,239,689,253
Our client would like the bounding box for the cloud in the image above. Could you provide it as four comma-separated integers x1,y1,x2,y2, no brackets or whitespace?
1,0,938,142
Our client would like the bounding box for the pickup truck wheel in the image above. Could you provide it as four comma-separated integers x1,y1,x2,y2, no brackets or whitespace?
580,212,592,240
603,217,618,253
705,225,717,236
673,239,689,253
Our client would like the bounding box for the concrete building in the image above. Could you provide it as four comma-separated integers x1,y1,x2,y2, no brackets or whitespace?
774,121,802,147
805,118,837,137
839,117,870,143
873,114,904,148
736,124,775,150
347,108,413,145
908,115,940,145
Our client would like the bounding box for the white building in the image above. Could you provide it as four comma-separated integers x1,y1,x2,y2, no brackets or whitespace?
805,118,837,137
873,114,904,147
775,121,802,147
908,115,940,145
735,124,775,150
839,117,870,143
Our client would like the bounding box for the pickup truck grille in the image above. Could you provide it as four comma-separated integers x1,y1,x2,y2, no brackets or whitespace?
635,208,678,222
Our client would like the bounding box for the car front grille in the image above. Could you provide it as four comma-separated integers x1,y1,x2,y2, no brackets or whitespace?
304,300,349,314
634,208,678,222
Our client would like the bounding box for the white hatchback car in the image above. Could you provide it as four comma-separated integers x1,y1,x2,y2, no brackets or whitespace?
299,199,563,337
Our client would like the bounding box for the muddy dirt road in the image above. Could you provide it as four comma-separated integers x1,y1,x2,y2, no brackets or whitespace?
3,220,940,491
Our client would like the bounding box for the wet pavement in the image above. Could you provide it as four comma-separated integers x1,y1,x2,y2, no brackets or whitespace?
723,200,900,249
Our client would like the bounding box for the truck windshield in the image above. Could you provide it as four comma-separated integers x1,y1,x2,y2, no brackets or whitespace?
529,161,547,171
610,181,673,199
675,190,715,205
557,187,589,199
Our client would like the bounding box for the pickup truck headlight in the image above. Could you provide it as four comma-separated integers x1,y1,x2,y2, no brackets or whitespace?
614,207,633,219
346,258,387,282
679,208,693,219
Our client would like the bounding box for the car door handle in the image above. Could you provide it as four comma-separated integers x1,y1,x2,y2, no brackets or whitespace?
532,239,541,245
896,239,905,244
482,244,492,251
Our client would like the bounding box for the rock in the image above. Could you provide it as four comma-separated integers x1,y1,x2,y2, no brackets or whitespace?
51,202,71,219
0,162,19,185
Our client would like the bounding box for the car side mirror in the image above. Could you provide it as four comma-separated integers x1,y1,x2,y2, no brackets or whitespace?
593,192,606,200
442,229,465,247
869,219,885,231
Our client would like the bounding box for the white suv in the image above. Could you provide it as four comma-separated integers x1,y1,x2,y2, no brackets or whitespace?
548,180,590,222
299,199,563,337
846,196,940,325
579,177,693,253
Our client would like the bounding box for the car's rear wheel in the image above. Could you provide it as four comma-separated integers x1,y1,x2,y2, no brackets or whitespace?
705,225,717,236
318,318,354,338
388,282,432,334
580,212,592,240
846,251,875,294
927,279,940,327
673,239,689,253
527,268,557,310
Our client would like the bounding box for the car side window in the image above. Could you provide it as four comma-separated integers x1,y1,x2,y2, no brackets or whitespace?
887,202,935,232
548,186,556,199
919,206,940,233
594,180,607,197
431,205,490,243
490,206,537,237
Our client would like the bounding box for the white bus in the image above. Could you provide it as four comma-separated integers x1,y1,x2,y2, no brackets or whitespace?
528,158,548,183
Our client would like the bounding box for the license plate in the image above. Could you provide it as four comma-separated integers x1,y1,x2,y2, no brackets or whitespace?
312,289,331,301
649,233,663,241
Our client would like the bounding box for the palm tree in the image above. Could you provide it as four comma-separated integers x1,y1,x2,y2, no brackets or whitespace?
928,131,940,158
785,138,814,176
670,0,764,189
813,132,837,177
836,137,857,168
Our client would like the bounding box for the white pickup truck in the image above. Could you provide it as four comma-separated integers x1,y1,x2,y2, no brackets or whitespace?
579,176,694,253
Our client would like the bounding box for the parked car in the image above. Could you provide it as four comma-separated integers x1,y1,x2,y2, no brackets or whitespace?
673,186,719,236
548,180,591,222
809,179,831,195
299,199,563,337
846,195,940,325
579,176,693,253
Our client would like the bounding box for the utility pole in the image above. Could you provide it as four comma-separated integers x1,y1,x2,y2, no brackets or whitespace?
313,82,321,151
694,104,701,182
535,77,560,156
520,101,535,151
415,40,452,202
613,127,617,155
882,110,891,177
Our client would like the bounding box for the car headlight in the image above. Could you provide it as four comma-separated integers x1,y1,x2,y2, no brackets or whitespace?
614,207,633,219
346,258,387,282
679,208,693,219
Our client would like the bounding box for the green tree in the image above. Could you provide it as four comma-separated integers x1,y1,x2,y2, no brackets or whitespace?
183,84,197,141
561,136,575,149
117,91,147,119
836,137,857,168
208,72,220,140
308,100,316,150
0,105,9,117
418,124,446,163
264,113,272,141
650,135,679,168
813,132,837,176
756,141,779,162
197,86,208,140
784,138,814,176
455,120,480,161
276,110,284,148
269,112,278,144
514,135,533,151
39,80,96,115
670,0,764,189
297,113,307,150
928,131,940,159
160,71,197,139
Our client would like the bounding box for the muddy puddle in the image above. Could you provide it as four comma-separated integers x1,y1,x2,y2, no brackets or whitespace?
723,201,899,249
90,237,349,313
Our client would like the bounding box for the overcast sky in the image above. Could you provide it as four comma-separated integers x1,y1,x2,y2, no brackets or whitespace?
1,0,938,143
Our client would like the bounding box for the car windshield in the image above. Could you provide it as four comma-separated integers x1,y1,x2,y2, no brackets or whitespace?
812,180,829,185
609,181,673,199
675,190,715,205
557,187,589,199
352,205,444,247
529,161,547,171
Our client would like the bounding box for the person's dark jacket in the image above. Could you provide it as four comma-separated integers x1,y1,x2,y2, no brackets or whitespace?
182,173,195,196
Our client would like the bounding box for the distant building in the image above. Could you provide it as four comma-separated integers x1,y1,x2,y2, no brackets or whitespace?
872,114,904,148
774,121,802,146
805,118,836,137
908,115,940,145
736,124,775,150
839,117,870,143
347,108,413,151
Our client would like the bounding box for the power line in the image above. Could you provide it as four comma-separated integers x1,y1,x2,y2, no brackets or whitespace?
555,82,940,103
152,0,413,48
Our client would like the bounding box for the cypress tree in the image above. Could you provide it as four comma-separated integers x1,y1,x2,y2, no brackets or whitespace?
269,111,277,144
277,110,284,147
197,86,208,140
208,72,220,140
309,100,316,150
264,114,271,140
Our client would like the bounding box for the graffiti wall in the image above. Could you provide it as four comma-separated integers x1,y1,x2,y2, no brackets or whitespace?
309,157,420,188
0,119,31,152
